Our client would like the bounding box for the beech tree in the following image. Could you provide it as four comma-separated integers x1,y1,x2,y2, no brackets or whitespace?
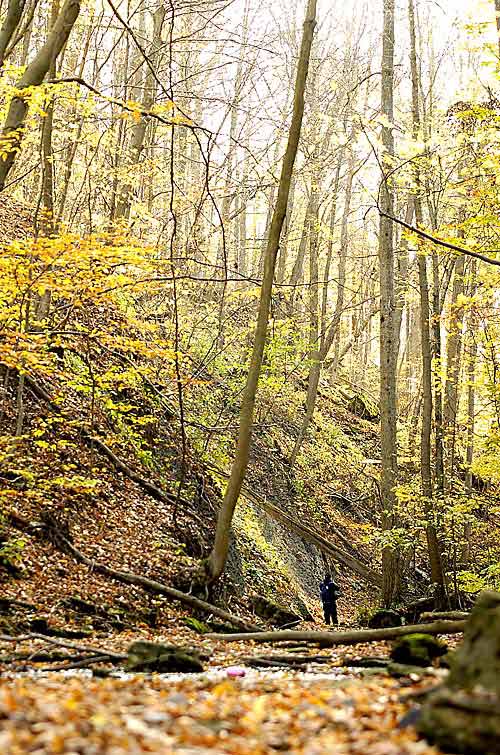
378,0,400,607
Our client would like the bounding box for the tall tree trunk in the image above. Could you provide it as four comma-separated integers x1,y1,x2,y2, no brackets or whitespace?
431,251,445,496
289,190,313,287
379,0,400,607
115,6,165,220
444,252,466,478
39,0,60,236
320,153,343,353
290,186,320,465
409,0,447,600
330,146,354,375
277,175,296,283
0,0,81,192
56,14,94,222
206,0,317,583
462,264,477,565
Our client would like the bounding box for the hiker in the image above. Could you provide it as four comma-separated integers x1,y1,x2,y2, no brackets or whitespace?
320,574,340,625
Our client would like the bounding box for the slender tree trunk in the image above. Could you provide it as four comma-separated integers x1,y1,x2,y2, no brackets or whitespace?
0,0,26,67
320,152,343,350
330,147,355,375
379,0,400,606
115,6,165,220
431,251,445,496
0,0,81,192
409,0,447,600
444,252,465,478
290,186,320,465
277,175,296,283
56,15,94,222
40,0,60,236
289,190,313,287
206,0,317,583
394,200,414,357
461,261,477,564
34,0,61,323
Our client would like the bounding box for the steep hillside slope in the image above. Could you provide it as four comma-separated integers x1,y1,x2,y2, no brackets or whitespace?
0,202,383,635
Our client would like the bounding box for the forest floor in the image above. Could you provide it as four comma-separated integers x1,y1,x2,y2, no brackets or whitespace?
0,631,458,754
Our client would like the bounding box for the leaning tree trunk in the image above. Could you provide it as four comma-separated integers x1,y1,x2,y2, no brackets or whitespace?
419,591,500,755
379,0,400,607
0,0,27,67
0,0,81,192
205,0,318,583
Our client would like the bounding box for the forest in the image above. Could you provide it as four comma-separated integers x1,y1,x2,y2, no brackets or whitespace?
1,0,500,752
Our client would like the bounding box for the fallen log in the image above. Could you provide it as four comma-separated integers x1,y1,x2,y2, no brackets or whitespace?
419,611,469,622
6,511,261,633
206,620,466,645
242,653,333,667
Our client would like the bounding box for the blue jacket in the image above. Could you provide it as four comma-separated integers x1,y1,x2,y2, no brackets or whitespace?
320,579,340,605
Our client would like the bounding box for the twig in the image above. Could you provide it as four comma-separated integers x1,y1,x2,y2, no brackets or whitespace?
40,654,117,672
0,632,126,661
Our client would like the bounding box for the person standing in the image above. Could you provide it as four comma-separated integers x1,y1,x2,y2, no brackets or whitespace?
320,574,340,625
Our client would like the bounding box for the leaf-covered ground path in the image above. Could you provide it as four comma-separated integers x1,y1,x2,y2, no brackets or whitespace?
0,633,454,754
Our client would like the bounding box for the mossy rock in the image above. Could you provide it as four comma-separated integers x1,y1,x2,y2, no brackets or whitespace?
183,617,210,634
347,392,379,422
418,593,500,751
126,640,203,673
418,687,500,755
417,592,500,751
250,595,301,626
390,634,447,667
367,609,402,629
